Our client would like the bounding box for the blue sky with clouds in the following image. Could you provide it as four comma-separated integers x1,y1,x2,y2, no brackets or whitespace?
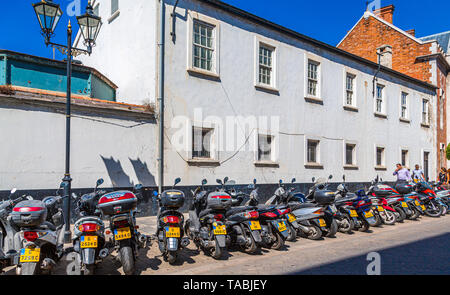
1,0,449,60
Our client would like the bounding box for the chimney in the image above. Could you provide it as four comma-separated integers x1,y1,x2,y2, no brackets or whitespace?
405,29,415,37
374,5,395,24
377,45,393,69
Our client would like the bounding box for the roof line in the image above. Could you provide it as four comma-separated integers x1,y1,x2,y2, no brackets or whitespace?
420,30,450,39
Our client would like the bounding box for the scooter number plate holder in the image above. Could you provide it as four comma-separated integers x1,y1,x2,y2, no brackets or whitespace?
364,211,374,218
114,227,132,241
80,235,98,248
277,221,287,232
401,202,408,208
377,206,385,212
165,226,181,238
349,210,358,217
318,218,327,228
249,221,261,230
287,214,297,222
20,248,40,263
213,224,227,235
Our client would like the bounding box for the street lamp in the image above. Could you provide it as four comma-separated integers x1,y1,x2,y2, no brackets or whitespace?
32,0,102,243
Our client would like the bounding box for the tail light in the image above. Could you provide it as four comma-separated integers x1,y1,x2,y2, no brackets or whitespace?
213,214,224,221
244,211,259,219
13,207,44,213
113,219,129,228
261,212,277,218
163,216,180,224
78,223,100,232
24,231,39,242
277,208,290,215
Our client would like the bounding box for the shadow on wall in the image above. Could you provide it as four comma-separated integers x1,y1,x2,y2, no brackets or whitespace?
101,156,156,188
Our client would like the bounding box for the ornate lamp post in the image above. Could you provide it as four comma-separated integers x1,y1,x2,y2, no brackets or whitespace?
32,0,102,243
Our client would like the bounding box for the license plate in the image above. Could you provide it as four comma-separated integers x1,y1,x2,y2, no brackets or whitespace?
114,227,131,241
318,218,326,228
277,221,287,232
249,221,261,231
80,235,98,248
287,213,297,222
364,211,374,218
213,225,227,235
377,206,385,212
415,200,420,206
165,226,180,238
401,202,408,208
421,205,426,211
20,248,40,263
349,210,358,217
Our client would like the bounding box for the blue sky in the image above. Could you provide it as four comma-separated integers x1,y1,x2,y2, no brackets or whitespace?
1,0,449,60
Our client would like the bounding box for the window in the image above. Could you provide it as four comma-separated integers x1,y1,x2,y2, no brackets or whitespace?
111,0,119,15
376,147,385,167
193,21,215,72
307,140,319,164
423,151,430,180
307,60,320,97
401,92,408,119
192,127,213,159
257,134,273,162
401,149,409,167
345,144,356,166
422,98,430,125
345,74,355,106
439,92,444,129
259,45,273,86
376,84,384,113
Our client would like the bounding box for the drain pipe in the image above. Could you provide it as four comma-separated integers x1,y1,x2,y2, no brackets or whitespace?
158,0,166,194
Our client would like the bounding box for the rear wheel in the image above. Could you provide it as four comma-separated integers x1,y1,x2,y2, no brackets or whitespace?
83,264,95,276
338,214,354,234
286,223,297,241
166,251,178,265
425,203,443,218
325,219,338,238
241,228,258,254
358,218,370,232
210,242,224,260
408,207,421,220
382,210,396,225
119,246,135,275
394,207,406,223
306,225,322,240
184,219,194,240
270,232,285,250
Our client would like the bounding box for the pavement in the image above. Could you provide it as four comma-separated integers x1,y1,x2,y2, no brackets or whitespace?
2,214,449,275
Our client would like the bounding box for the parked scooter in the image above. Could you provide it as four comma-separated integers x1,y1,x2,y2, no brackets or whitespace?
414,181,444,217
11,183,67,275
97,183,150,274
185,179,231,260
367,177,397,225
68,179,109,275
153,178,190,264
0,189,33,272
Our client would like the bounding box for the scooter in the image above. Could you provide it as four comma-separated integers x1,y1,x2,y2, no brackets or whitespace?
68,179,109,275
154,178,190,264
11,183,67,275
367,177,397,225
0,189,32,272
185,179,231,260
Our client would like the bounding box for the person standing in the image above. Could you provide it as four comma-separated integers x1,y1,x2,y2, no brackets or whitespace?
393,163,412,183
412,164,425,183
439,167,448,184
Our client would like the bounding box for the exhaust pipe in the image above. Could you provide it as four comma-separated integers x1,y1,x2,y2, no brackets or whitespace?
297,223,313,234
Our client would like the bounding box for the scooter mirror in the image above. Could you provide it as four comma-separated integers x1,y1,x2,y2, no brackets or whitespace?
26,196,34,201
152,191,159,197
343,175,346,181
279,180,283,184
328,175,333,180
174,178,181,186
291,178,296,183
216,179,223,185
96,178,104,187
134,184,144,191
253,178,257,185
224,177,229,183
72,193,78,200
202,179,207,186
10,188,17,195
312,177,316,183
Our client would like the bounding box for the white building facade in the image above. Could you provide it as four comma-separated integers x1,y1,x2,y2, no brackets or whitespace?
74,0,438,187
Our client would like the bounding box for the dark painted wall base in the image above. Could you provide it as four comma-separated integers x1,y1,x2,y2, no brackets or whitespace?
0,181,394,222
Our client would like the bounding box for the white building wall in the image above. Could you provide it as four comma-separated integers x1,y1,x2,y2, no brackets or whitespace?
76,0,437,186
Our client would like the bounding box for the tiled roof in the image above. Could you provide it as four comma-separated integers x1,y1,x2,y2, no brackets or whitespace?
420,31,450,54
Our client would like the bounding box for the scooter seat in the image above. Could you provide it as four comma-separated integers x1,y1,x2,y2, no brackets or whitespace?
225,206,257,217
39,221,56,231
292,203,317,209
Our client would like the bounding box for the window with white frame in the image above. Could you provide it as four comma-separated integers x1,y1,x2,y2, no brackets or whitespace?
307,60,320,97
400,92,408,119
345,74,355,106
258,45,274,86
193,20,215,72
422,98,430,125
192,127,213,159
376,146,385,167
307,139,320,164
345,143,356,166
401,149,409,167
111,0,119,15
439,92,444,129
376,84,384,113
257,134,273,162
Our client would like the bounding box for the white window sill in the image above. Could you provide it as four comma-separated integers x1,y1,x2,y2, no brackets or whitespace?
421,123,430,128
304,96,323,105
344,165,359,170
374,166,387,171
305,163,324,169
187,68,220,80
108,10,120,23
187,158,220,166
374,112,387,119
343,105,358,112
399,117,411,124
255,84,279,94
254,161,279,168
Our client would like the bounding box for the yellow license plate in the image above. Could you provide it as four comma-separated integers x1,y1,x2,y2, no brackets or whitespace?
415,200,420,206
249,221,261,230
114,227,132,241
421,205,426,211
349,210,358,217
20,248,40,263
80,235,98,248
213,225,227,235
277,221,287,232
287,214,297,222
318,218,326,227
165,226,180,238
377,206,385,212
401,202,408,208
364,211,374,218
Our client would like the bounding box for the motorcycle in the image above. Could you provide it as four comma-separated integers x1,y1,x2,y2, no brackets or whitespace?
153,178,190,264
97,183,150,274
367,178,397,225
0,189,33,272
414,181,444,217
11,183,67,275
68,179,109,275
185,179,231,260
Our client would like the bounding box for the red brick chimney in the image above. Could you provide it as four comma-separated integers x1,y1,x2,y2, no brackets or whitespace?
373,5,395,24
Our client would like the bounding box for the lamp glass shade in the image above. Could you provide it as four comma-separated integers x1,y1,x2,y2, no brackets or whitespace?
77,13,102,45
33,1,62,36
